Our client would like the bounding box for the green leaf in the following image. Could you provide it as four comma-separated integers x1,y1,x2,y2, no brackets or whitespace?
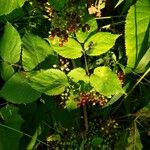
126,123,143,150
135,48,150,73
0,62,15,81
68,68,89,83
0,0,26,16
0,73,41,104
115,129,129,150
48,0,67,11
64,99,78,110
50,38,82,59
0,22,21,63
91,137,103,147
29,69,69,96
0,105,24,150
125,0,150,73
103,82,130,108
85,32,120,56
22,33,54,71
76,18,97,43
90,66,124,96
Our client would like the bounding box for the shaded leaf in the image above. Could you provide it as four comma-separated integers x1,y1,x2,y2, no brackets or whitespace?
125,0,150,73
126,123,143,150
90,66,124,96
85,32,120,56
22,33,54,71
0,73,41,104
91,137,103,147
0,105,24,150
29,69,69,96
0,62,15,81
48,0,67,11
0,22,21,63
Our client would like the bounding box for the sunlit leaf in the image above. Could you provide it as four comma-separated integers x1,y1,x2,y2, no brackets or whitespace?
0,0,26,16
68,68,89,83
90,66,124,96
125,0,150,73
85,32,120,56
29,69,69,96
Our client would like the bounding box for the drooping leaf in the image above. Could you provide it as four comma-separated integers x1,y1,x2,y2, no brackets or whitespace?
68,68,89,83
0,105,24,150
90,66,124,96
0,73,41,104
0,0,26,16
85,32,120,56
76,18,97,43
126,123,143,150
0,62,15,81
0,22,21,63
50,38,82,59
125,0,150,73
22,33,54,71
48,0,67,11
29,69,69,96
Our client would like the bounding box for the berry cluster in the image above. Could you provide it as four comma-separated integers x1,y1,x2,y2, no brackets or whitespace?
53,57,71,72
43,2,55,21
77,91,108,107
77,92,90,107
44,1,91,46
60,88,70,106
49,29,68,47
117,71,124,85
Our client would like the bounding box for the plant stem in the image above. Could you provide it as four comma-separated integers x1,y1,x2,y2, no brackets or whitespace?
81,45,89,133
83,105,88,132
83,52,90,75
